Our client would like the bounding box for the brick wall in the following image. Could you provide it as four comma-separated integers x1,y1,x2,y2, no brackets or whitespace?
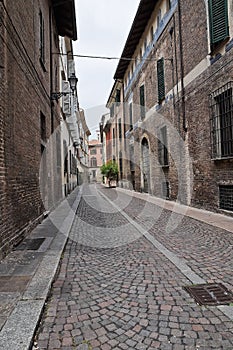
0,0,62,258
110,0,233,215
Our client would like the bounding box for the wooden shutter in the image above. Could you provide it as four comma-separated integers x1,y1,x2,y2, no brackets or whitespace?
209,0,229,46
157,58,165,103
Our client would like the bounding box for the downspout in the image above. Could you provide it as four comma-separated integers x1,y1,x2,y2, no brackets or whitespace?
177,0,187,133
49,5,54,133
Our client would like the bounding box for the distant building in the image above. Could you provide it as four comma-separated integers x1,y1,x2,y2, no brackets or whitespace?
88,139,103,183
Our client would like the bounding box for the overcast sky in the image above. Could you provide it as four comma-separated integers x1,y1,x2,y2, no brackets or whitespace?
73,0,140,139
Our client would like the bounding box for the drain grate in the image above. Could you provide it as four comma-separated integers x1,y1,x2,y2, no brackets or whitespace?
184,283,233,306
14,238,45,251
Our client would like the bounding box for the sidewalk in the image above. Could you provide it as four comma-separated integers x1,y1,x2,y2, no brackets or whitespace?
0,186,82,350
117,187,233,234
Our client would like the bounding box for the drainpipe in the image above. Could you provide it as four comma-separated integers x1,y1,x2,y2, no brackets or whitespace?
177,0,187,133
49,5,54,133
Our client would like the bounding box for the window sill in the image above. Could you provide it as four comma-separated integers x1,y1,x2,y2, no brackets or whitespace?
212,156,233,161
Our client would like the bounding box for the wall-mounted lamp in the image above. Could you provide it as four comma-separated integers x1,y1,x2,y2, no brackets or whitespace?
51,73,78,100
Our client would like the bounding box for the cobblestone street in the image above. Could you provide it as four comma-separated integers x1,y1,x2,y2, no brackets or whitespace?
34,184,233,350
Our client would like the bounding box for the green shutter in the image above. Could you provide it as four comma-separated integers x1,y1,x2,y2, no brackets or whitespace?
209,0,229,46
157,58,165,103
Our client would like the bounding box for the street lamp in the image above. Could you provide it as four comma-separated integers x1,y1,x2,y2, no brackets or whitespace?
51,73,78,100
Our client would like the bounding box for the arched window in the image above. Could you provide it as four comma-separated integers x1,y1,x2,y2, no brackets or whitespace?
141,138,150,193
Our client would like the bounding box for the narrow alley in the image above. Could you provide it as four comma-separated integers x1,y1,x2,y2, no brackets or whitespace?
33,184,233,350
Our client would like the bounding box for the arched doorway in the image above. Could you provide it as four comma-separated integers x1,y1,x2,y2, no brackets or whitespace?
141,137,150,193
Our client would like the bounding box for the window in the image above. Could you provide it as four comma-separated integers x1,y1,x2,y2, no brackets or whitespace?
166,0,171,11
158,126,169,166
39,10,45,64
91,157,97,167
118,118,122,139
157,9,162,29
116,89,121,106
219,185,233,211
140,85,145,119
112,128,115,146
210,82,233,159
119,151,123,177
150,26,154,42
144,38,147,53
40,112,46,142
110,104,114,118
90,148,97,155
129,103,133,130
56,131,61,168
208,0,229,49
162,181,170,199
157,58,165,103
140,48,143,61
129,145,135,171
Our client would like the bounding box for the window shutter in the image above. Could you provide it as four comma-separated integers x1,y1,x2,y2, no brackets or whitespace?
157,58,165,103
62,81,71,115
209,0,229,46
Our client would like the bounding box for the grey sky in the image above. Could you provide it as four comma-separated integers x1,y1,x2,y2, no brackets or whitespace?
73,0,140,139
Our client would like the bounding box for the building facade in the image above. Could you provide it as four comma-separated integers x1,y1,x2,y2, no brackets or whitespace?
105,0,233,214
0,0,77,258
88,139,103,183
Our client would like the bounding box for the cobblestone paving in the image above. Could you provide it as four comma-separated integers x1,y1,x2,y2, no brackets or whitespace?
34,184,233,350
100,187,233,291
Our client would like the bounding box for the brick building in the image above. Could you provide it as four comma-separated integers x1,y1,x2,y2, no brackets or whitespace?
104,0,233,214
0,0,77,257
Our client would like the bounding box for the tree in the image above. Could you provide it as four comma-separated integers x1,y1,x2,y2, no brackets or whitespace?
100,160,119,187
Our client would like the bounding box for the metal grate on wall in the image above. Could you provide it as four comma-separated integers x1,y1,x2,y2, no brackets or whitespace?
219,185,233,211
209,81,233,159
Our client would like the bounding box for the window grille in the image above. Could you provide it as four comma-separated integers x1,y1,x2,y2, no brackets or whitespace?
210,81,233,159
219,185,233,211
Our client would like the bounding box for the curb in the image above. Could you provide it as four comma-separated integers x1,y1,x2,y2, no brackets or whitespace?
0,186,83,350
